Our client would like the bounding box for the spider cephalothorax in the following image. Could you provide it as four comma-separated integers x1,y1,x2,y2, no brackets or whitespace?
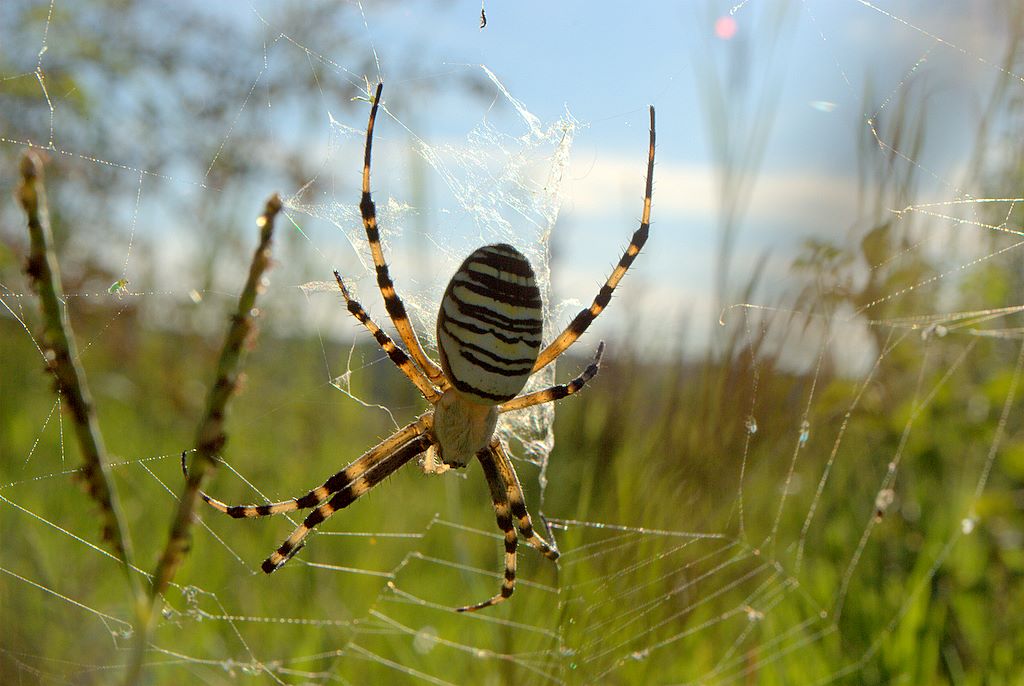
188,82,656,612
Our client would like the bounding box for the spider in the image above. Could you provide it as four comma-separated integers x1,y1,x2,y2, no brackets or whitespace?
189,83,655,612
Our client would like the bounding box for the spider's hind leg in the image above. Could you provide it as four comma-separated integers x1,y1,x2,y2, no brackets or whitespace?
457,445,518,612
490,440,559,560
183,418,430,522
457,439,559,612
262,433,432,573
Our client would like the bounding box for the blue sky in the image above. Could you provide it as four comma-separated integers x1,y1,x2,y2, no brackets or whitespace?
4,1,1016,356
318,1,1014,351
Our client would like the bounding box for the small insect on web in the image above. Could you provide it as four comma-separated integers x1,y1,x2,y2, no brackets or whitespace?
183,82,657,612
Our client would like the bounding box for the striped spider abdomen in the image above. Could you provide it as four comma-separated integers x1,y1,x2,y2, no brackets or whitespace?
436,243,543,404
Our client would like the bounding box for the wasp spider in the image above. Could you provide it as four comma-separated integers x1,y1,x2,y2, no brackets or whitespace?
190,83,655,612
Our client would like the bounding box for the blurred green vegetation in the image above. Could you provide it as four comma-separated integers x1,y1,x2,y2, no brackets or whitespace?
2,155,1024,684
3,5,1024,680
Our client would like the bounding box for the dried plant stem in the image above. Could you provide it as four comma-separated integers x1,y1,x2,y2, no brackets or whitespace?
151,192,281,595
122,192,282,686
17,151,142,597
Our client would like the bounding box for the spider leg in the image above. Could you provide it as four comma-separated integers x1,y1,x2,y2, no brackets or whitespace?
489,439,559,560
360,82,447,386
186,417,430,518
499,342,604,414
456,444,518,612
334,271,440,403
532,106,655,373
263,432,433,573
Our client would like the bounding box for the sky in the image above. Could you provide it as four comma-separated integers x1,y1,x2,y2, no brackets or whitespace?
4,0,1019,358
334,1,1016,353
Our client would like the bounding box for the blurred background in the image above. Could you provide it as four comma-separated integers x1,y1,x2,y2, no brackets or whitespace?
2,1,1024,683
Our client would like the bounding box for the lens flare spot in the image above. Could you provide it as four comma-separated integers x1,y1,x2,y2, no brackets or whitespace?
715,16,737,40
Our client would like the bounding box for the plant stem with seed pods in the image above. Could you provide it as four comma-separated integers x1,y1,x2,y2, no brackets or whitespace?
17,150,143,599
122,192,281,685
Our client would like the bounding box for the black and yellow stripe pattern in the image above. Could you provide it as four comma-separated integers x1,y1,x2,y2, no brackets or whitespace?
190,87,656,613
190,419,427,521
456,438,561,612
263,433,431,573
532,105,656,372
437,243,543,404
457,445,520,612
360,82,446,386
499,341,605,414
333,271,440,403
188,419,432,575
490,439,559,561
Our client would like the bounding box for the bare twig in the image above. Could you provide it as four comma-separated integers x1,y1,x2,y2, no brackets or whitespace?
121,192,281,686
16,151,140,595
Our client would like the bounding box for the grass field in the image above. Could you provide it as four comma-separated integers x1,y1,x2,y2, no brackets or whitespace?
5,2,1024,684
3,189,1024,684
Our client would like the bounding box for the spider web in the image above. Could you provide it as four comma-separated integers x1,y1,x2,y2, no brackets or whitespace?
290,65,573,469
2,1,1024,684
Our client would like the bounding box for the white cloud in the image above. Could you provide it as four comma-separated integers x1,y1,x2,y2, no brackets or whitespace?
561,149,861,241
